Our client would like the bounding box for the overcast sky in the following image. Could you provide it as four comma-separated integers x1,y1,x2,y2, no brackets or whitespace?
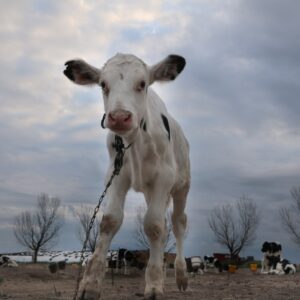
1,0,300,261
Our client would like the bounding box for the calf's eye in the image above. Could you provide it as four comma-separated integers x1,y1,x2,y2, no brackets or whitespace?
137,80,146,92
100,81,109,94
140,80,146,89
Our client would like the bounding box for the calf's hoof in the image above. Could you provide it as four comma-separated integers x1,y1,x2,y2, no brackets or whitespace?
144,287,163,300
176,270,188,291
76,282,101,300
77,287,100,300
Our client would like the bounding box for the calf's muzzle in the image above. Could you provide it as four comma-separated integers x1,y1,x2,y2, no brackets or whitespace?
107,109,133,132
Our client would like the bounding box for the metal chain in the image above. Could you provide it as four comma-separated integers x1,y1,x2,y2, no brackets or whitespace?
73,135,131,300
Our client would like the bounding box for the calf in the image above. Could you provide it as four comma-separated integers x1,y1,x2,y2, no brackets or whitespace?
204,255,224,273
106,249,145,275
185,256,204,275
271,259,297,275
64,53,190,299
0,255,18,267
124,250,148,272
106,249,125,272
261,241,282,274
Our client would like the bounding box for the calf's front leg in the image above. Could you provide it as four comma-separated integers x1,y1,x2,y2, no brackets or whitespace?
143,204,167,299
77,172,129,300
143,174,174,299
171,185,189,291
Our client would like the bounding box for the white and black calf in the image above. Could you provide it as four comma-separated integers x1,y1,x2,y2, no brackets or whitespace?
203,255,225,273
185,256,204,275
106,249,126,272
64,53,190,300
107,249,146,275
271,259,297,275
0,255,18,267
261,241,282,274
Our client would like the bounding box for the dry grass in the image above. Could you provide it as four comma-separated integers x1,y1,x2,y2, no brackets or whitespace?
0,264,300,299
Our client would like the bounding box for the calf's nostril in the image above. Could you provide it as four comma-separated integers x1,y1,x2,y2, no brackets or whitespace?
108,113,116,122
124,114,132,122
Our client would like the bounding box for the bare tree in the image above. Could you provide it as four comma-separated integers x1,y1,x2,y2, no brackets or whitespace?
14,193,64,263
134,205,176,253
280,186,300,245
208,196,259,258
75,205,101,252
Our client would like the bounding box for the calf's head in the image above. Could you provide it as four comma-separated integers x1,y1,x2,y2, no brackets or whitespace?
261,241,270,253
64,53,185,136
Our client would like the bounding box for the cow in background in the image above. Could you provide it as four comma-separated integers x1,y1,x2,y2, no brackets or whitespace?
185,256,204,275
0,255,18,267
106,249,148,275
271,258,297,275
204,255,225,273
261,241,282,274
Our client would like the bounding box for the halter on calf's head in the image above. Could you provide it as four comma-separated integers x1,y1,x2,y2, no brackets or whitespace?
64,54,185,138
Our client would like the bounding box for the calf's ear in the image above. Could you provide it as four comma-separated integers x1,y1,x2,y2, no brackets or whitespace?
64,59,101,85
149,55,186,84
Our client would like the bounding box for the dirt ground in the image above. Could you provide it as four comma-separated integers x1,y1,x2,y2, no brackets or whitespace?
1,264,300,300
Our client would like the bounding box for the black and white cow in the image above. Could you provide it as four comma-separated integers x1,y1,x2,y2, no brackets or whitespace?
125,251,147,271
203,255,225,273
106,249,146,275
270,259,297,275
261,241,282,274
0,255,18,267
185,256,204,275
107,249,123,271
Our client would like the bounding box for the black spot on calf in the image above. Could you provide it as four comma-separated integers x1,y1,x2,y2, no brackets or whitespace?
161,114,170,141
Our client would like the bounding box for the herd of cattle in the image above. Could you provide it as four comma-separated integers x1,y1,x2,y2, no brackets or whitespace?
98,241,298,276
0,241,297,276
103,241,297,276
186,241,297,275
